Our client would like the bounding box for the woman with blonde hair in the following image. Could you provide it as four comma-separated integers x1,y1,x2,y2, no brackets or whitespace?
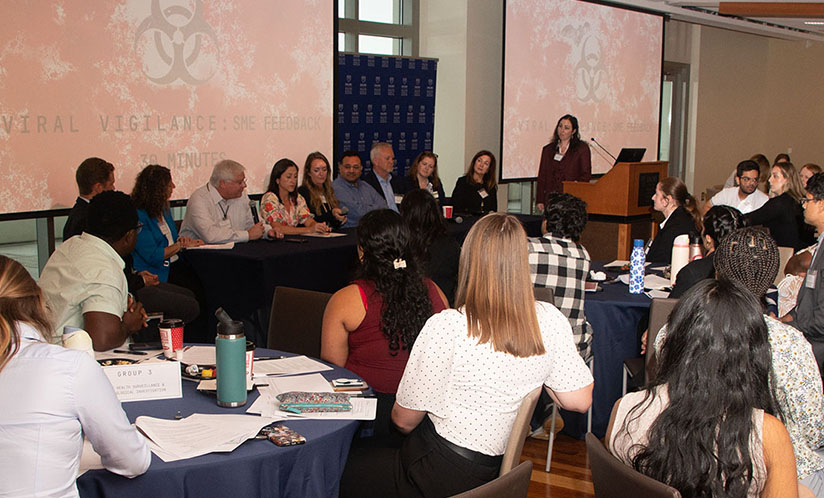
0,256,149,496
746,161,806,250
340,213,593,497
297,151,347,229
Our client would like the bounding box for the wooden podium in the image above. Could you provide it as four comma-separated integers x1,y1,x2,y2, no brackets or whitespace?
563,161,668,260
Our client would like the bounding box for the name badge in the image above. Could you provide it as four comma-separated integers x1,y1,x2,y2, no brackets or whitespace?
478,189,489,199
807,270,817,289
553,153,564,161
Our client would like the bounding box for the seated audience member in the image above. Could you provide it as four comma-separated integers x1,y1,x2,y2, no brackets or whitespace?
402,152,445,204
609,278,801,497
789,172,824,372
705,160,769,214
528,192,592,361
332,151,387,228
451,150,498,215
40,191,147,350
776,153,791,164
340,213,593,498
400,189,460,305
723,153,770,193
647,177,699,264
131,165,205,341
64,157,115,240
179,159,278,243
669,205,744,299
777,248,814,318
362,142,404,212
297,152,347,229
801,164,822,191
0,256,150,496
322,210,447,444
261,158,330,235
653,228,824,494
746,161,806,250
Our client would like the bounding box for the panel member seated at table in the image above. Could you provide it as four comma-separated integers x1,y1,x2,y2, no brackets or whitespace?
297,151,347,229
647,177,699,264
63,157,115,240
131,165,205,342
704,160,769,215
451,150,498,215
529,192,592,362
332,151,387,228
260,158,331,235
0,256,150,497
339,213,593,498
401,151,445,205
745,161,807,251
40,191,148,351
322,210,447,445
179,159,280,244
400,189,460,305
362,142,404,212
669,205,745,299
608,279,802,497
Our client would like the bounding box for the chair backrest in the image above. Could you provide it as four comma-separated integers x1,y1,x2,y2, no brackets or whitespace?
586,433,681,498
646,297,678,384
533,286,555,306
267,286,332,357
451,461,532,498
499,386,542,476
776,246,794,286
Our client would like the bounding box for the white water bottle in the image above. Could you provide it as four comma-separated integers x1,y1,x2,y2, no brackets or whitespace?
629,239,645,294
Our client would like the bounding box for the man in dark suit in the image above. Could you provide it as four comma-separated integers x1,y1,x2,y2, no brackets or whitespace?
63,157,115,240
362,142,404,212
788,172,824,372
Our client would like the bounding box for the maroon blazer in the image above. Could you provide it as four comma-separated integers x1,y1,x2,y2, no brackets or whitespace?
536,141,592,205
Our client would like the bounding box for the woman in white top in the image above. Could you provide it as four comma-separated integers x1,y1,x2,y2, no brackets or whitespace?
0,255,150,498
340,213,593,497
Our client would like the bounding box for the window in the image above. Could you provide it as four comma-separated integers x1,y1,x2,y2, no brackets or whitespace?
338,0,418,56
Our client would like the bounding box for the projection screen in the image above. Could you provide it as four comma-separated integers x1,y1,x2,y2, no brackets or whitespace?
0,0,333,214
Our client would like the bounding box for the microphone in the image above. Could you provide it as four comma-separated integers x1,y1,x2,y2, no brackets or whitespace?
249,200,259,224
590,137,617,162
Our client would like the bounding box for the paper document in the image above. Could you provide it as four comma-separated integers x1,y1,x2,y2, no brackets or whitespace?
135,413,275,462
187,242,234,250
253,355,332,377
246,373,375,420
181,345,216,365
617,274,671,290
300,232,347,238
645,289,671,299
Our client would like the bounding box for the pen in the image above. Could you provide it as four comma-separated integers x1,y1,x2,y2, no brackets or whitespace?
254,356,285,361
114,349,147,355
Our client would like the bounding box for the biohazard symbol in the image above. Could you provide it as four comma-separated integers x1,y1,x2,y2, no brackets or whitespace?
134,0,219,85
574,34,607,103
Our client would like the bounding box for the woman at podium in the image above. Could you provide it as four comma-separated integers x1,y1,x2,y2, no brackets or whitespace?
536,114,591,211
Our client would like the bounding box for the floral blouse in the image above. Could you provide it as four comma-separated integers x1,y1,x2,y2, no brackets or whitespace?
260,192,313,227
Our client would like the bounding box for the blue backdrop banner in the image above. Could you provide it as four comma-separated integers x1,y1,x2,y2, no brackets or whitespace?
337,53,437,178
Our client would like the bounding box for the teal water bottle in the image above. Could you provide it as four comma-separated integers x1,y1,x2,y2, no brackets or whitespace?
215,308,247,407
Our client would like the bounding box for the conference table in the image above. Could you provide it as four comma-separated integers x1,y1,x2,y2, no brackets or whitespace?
77,349,361,498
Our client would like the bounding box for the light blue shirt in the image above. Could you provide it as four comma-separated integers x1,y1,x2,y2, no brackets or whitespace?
375,172,399,213
333,176,387,228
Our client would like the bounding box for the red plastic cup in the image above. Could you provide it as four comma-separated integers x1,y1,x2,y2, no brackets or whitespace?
442,205,453,219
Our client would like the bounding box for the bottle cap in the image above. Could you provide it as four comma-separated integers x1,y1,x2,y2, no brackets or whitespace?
633,239,644,247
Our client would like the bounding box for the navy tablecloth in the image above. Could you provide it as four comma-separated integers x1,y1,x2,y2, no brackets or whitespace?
77,350,360,498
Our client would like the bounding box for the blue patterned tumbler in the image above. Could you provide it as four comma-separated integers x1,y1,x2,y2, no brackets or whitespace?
629,239,645,295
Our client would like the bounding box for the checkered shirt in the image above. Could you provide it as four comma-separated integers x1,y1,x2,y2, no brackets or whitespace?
528,234,592,361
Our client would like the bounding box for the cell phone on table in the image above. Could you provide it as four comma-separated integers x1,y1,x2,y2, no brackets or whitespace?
267,425,306,446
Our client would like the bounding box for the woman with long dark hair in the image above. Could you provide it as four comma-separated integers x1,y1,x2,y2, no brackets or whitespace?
0,256,150,495
536,114,591,211
340,213,593,497
322,209,447,441
400,189,460,305
450,150,498,215
647,176,700,263
261,158,330,235
297,151,347,229
608,278,799,497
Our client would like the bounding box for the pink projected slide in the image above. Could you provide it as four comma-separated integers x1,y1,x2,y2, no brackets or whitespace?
503,0,663,179
0,0,333,214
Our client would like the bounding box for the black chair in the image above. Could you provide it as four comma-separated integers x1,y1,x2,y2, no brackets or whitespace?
622,297,678,395
267,286,332,357
532,286,555,305
450,460,532,498
586,433,680,498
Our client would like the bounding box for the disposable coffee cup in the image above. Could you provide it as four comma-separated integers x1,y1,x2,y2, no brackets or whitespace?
442,205,453,219
245,341,256,388
159,318,184,360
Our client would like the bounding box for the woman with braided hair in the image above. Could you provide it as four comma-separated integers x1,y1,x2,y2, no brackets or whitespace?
322,209,447,444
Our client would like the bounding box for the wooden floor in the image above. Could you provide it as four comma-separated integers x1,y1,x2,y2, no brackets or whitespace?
520,434,594,497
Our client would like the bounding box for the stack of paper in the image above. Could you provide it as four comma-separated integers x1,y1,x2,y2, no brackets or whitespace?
253,356,333,377
135,413,275,462
247,373,377,421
